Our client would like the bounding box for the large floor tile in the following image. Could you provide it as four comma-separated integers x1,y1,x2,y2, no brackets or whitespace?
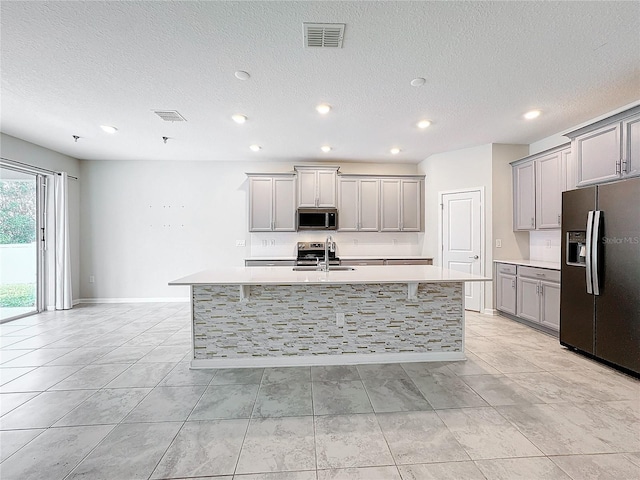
151,419,248,478
106,361,176,388
0,391,38,416
550,453,640,480
0,425,114,480
0,366,36,386
475,457,572,479
235,472,316,480
312,365,361,382
123,385,205,422
410,372,488,409
444,352,501,376
252,381,312,417
506,371,600,403
0,428,44,462
362,377,431,413
189,383,259,420
377,411,469,464
461,374,546,406
158,361,217,386
235,416,316,474
473,349,544,373
317,466,402,480
47,363,130,390
66,422,182,480
437,406,543,460
0,389,96,429
312,380,373,415
210,367,264,385
356,363,411,381
0,365,82,392
45,346,116,365
54,387,151,426
550,368,640,402
262,366,311,384
92,345,155,364
314,413,394,469
137,345,189,363
0,347,77,367
397,461,487,480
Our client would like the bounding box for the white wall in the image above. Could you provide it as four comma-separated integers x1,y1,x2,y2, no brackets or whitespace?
79,159,421,301
1,133,81,305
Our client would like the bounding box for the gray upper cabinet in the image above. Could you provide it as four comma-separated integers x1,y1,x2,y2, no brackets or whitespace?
247,174,296,232
566,106,640,187
512,144,572,231
295,166,338,207
338,177,380,232
380,178,422,232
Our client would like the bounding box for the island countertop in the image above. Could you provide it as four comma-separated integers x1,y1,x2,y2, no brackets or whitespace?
169,265,491,286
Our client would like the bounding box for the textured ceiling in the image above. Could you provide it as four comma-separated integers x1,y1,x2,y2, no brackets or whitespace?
1,1,639,164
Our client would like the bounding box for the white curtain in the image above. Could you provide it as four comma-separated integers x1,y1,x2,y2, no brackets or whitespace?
53,172,72,309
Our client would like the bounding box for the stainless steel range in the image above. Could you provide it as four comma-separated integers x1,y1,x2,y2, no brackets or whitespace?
296,241,339,266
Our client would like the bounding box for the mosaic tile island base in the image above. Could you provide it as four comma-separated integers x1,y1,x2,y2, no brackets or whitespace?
169,265,490,368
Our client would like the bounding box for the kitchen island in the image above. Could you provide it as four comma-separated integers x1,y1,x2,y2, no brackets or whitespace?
170,265,490,368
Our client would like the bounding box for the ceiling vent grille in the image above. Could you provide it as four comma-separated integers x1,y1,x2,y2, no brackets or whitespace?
303,23,345,48
153,110,187,122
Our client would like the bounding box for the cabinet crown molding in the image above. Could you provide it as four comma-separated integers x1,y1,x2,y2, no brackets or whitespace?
564,105,640,139
510,142,571,167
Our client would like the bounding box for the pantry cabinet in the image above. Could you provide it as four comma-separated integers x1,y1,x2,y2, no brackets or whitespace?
295,166,338,207
247,174,296,232
566,107,640,187
338,177,379,231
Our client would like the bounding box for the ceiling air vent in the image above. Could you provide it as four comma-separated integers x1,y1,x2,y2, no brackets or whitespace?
303,23,345,48
153,110,187,122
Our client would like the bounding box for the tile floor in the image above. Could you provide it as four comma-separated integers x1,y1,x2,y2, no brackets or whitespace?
0,303,638,480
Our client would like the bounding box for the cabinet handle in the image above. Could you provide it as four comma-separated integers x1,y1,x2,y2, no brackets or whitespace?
622,158,628,173
531,217,535,228
512,279,515,289
540,284,544,296
557,214,561,225
616,160,621,175
536,285,539,295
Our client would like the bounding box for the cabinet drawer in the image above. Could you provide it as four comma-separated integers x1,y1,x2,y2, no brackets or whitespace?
245,260,295,267
518,266,560,282
341,259,385,266
385,259,432,265
496,263,517,275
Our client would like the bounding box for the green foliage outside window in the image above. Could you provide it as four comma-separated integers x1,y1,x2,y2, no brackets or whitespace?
0,180,36,244
0,284,36,307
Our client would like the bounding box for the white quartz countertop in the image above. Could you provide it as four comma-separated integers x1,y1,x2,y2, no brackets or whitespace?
494,259,561,270
170,265,491,286
245,256,434,261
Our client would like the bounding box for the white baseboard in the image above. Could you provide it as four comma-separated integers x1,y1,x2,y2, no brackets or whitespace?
483,308,499,316
78,297,189,304
190,351,466,369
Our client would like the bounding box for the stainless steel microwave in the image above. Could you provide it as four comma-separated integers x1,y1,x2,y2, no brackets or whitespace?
297,208,338,230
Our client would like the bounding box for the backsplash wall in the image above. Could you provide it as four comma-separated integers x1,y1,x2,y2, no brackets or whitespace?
529,230,562,263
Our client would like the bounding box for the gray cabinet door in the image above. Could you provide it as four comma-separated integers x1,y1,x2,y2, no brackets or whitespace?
273,177,296,231
297,170,317,207
401,179,421,231
540,280,560,330
359,178,380,231
496,272,517,315
338,178,359,231
513,161,536,230
380,179,401,231
622,113,640,179
536,152,562,229
249,177,273,231
517,276,540,323
575,122,621,186
317,169,337,207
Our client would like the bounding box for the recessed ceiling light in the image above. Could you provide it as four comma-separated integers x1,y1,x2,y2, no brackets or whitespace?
417,120,431,129
321,145,332,153
524,110,541,120
410,77,426,87
100,125,117,134
232,114,247,124
316,103,331,115
235,70,250,80
390,147,401,155
249,144,262,152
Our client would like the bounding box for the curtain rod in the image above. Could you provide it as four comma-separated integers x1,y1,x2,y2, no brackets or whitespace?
0,157,78,180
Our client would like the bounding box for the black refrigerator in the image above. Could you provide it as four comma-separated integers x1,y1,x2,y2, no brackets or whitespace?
560,176,640,376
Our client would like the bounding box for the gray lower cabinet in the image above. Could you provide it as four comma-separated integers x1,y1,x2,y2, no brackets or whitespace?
496,263,560,331
341,259,385,266
340,258,432,266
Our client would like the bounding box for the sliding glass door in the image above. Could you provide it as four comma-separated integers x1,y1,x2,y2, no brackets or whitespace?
0,166,43,322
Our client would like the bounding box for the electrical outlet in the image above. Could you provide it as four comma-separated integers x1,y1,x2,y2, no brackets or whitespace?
89,275,95,283
261,240,268,247
336,312,345,327
270,239,276,246
235,240,246,247
496,239,502,248
546,240,552,249
392,239,398,246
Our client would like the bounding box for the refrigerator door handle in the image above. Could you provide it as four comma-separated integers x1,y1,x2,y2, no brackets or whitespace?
592,210,602,296
585,210,594,295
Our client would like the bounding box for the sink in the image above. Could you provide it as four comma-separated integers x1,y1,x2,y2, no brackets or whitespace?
292,266,356,272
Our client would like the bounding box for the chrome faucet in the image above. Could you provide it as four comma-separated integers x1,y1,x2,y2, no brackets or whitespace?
323,235,334,272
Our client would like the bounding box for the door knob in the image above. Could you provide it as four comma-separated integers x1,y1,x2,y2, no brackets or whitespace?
469,255,479,259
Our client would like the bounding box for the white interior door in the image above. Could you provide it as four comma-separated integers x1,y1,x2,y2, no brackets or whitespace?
442,190,482,311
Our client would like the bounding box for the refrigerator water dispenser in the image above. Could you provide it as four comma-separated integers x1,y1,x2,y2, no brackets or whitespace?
566,231,587,266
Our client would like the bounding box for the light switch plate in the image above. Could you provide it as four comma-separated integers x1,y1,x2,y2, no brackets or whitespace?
235,240,246,247
496,239,502,248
